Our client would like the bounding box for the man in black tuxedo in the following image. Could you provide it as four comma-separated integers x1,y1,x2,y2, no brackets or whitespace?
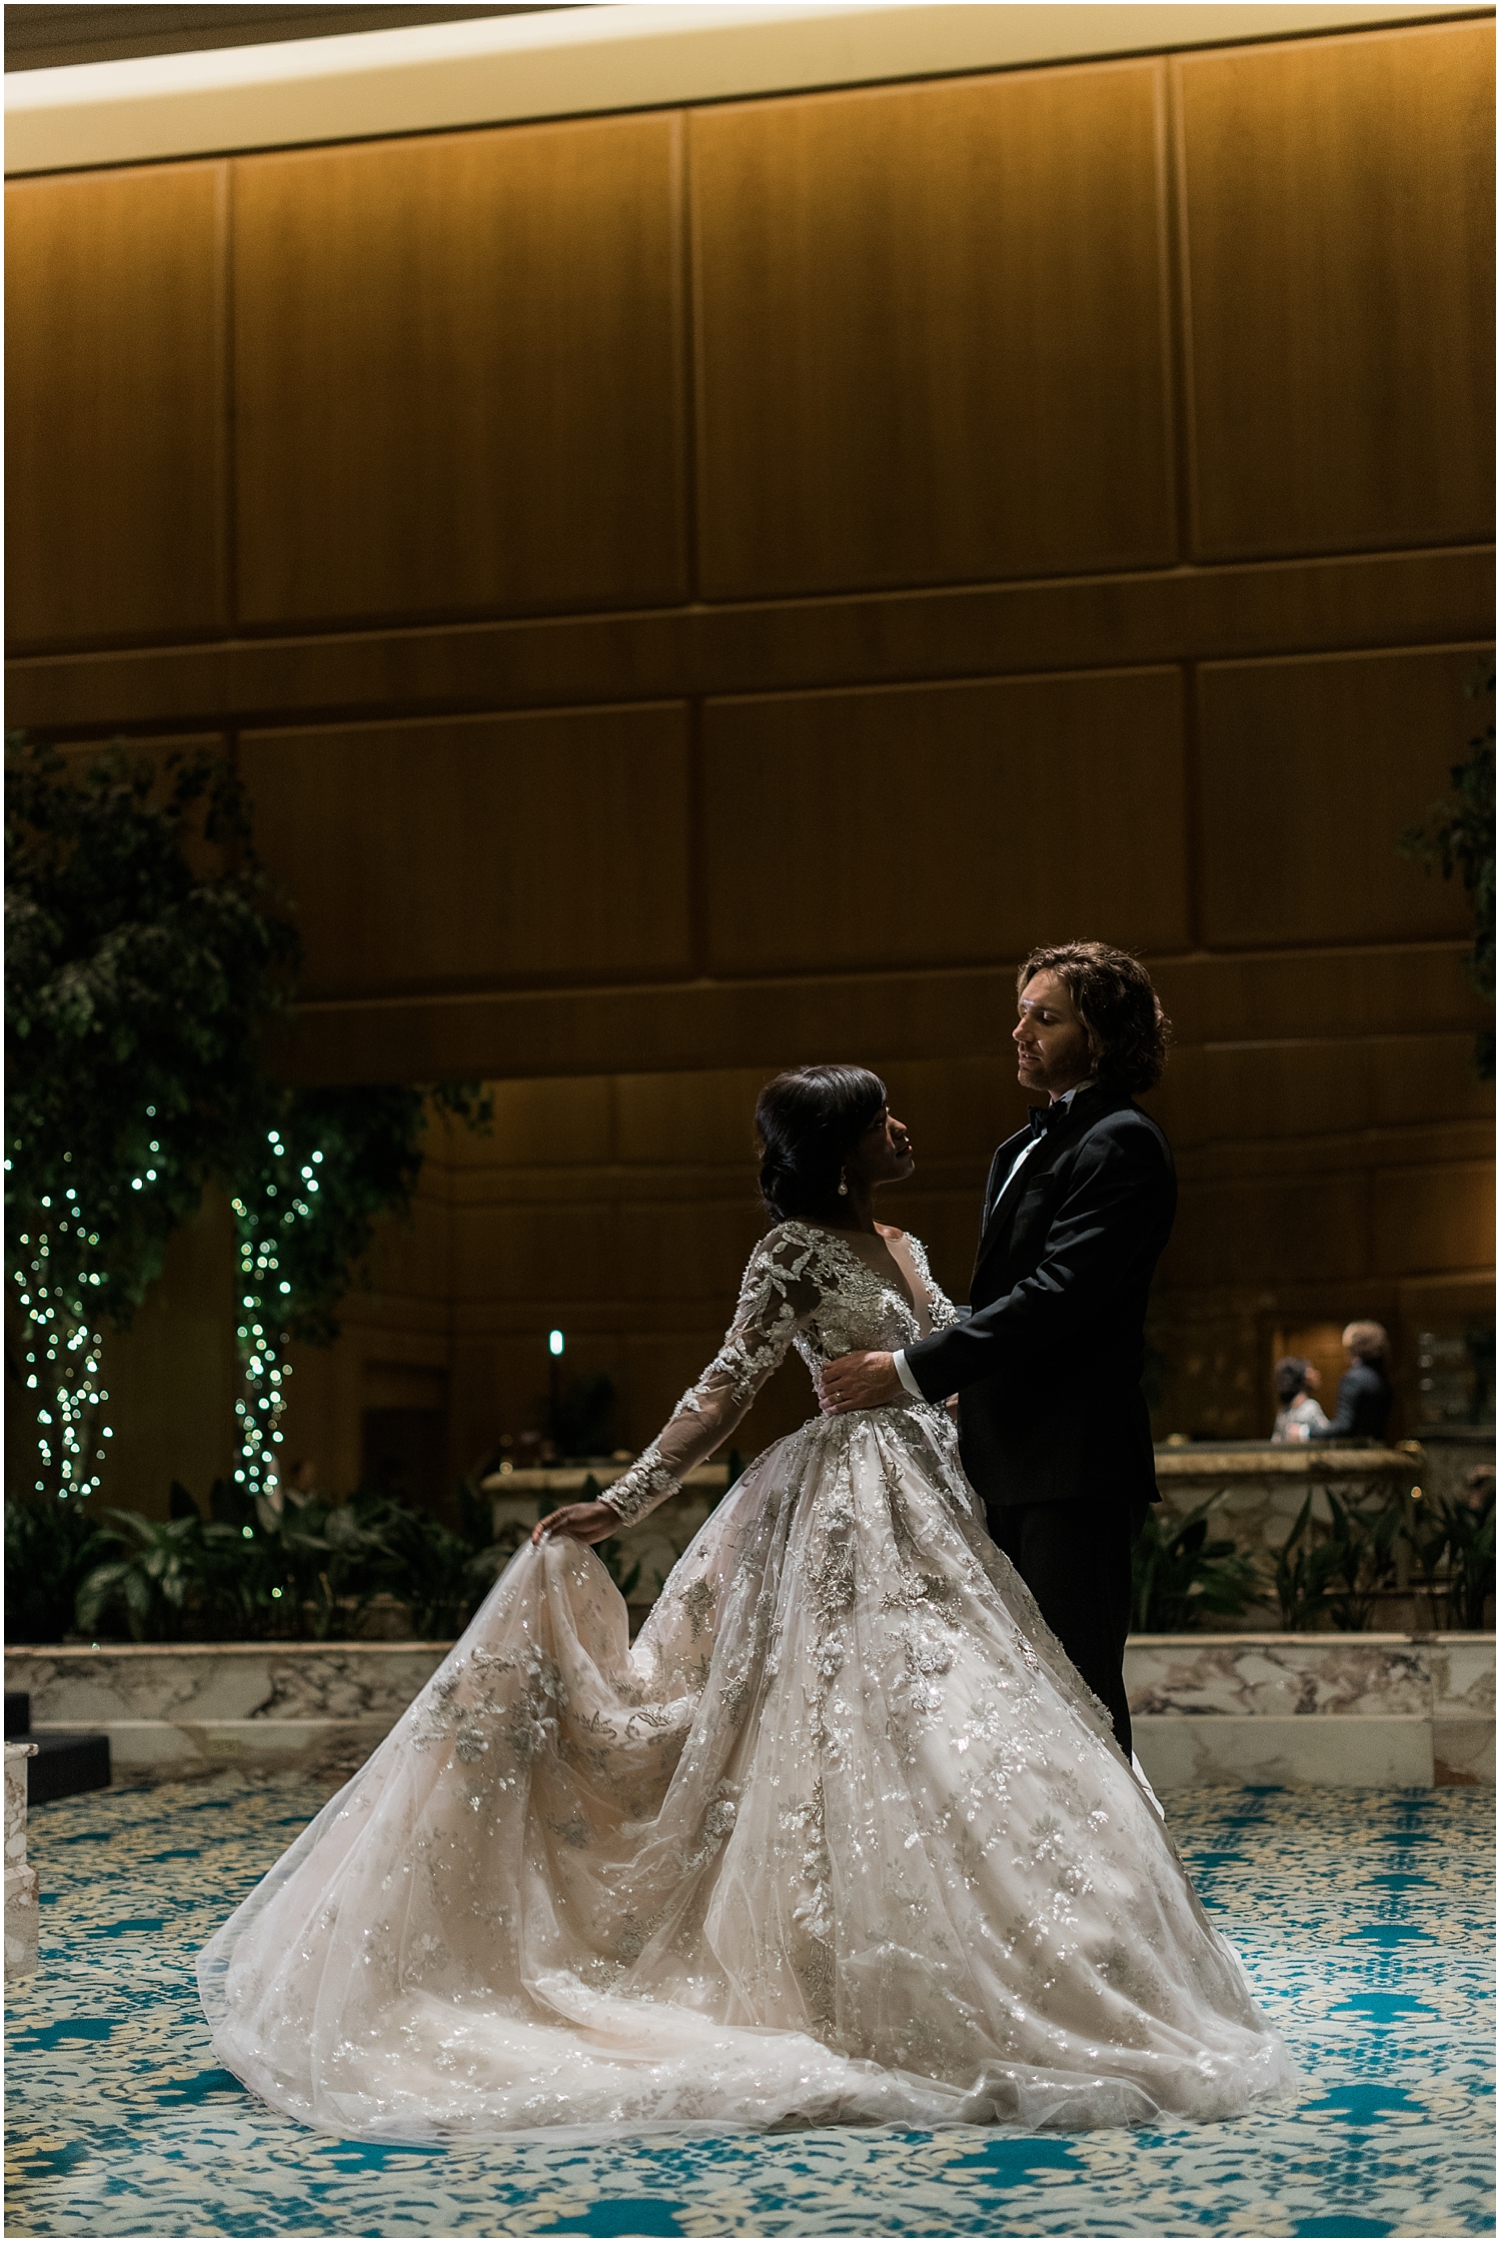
820,941,1176,1758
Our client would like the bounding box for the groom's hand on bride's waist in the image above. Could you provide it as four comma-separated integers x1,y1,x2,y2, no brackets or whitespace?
819,1351,903,1414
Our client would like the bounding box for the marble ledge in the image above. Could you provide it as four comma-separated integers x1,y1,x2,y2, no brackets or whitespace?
4,1741,39,1976
5,1644,450,1727
9,1635,1492,1791
1124,1635,1494,1721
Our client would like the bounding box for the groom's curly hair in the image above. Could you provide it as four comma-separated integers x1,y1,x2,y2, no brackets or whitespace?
1018,942,1170,1093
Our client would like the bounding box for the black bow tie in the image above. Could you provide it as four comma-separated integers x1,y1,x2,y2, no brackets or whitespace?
1027,1102,1065,1138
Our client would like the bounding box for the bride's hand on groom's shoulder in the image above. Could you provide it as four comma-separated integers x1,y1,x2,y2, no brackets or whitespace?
819,1350,901,1414
531,1501,621,1547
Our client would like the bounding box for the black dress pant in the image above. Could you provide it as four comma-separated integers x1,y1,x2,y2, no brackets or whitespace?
986,1495,1146,1759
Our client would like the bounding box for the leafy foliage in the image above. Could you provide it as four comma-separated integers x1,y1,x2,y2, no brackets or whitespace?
227,1082,491,1501
1317,1485,1406,1632
5,734,299,1330
72,1508,249,1643
29,1473,514,1646
1400,663,1496,1078
1272,1485,1404,1632
1131,1498,1262,1632
6,731,492,1510
5,734,300,1501
1408,1478,1496,1630
235,1083,493,1353
3,1495,113,1643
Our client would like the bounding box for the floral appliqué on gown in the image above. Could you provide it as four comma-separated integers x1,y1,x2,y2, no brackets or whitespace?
199,1221,1294,2140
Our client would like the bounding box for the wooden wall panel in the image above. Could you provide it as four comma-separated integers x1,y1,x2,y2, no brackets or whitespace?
1163,1174,1369,1287
448,1078,616,1171
350,1173,451,1305
864,1059,1021,1163
11,549,1492,743
451,1200,621,1303
239,705,693,1002
264,937,1488,1088
614,1069,769,1168
1372,1161,1494,1277
1199,646,1484,949
1178,21,1495,560
5,163,227,651
234,113,686,628
692,60,1175,599
1366,1037,1495,1131
1154,1035,1495,1150
6,24,1492,1498
703,670,1189,972
617,1197,763,1305
268,1037,1494,1481
93,1190,239,1512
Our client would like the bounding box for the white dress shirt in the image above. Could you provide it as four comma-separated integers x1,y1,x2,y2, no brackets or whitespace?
891,1081,1097,1400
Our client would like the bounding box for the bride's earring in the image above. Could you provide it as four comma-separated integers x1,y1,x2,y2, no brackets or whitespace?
837,1171,849,1197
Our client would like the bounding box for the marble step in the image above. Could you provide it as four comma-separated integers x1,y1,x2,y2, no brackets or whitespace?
26,1732,112,1805
4,1741,39,1976
1135,1712,1436,1790
6,1692,111,1804
7,1635,1493,1787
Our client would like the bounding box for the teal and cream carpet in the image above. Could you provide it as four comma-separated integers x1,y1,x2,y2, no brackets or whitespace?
5,1774,1493,2239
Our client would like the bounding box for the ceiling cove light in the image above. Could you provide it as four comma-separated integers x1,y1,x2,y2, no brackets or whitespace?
5,2,1463,176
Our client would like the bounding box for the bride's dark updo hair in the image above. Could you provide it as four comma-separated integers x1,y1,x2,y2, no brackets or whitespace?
754,1065,888,1226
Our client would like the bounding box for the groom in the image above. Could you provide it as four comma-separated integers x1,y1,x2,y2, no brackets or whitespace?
820,940,1176,1757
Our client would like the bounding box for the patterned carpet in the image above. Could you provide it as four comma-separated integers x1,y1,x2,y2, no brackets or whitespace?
4,1773,1492,2240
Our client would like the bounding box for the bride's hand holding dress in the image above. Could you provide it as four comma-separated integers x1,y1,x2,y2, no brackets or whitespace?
532,1501,619,1547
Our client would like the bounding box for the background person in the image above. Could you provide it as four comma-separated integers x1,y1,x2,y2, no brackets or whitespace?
1271,1358,1331,1443
1311,1321,1394,1442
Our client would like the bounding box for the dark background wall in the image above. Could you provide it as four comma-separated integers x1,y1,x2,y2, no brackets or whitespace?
7,16,1493,1506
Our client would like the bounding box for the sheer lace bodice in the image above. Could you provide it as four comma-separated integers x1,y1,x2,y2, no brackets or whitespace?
602,1222,961,1529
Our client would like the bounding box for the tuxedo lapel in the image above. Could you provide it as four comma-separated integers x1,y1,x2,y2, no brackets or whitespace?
978,1125,1033,1247
974,1085,1134,1274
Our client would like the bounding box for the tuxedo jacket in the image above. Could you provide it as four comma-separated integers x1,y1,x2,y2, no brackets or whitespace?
903,1083,1176,1512
1311,1359,1392,1443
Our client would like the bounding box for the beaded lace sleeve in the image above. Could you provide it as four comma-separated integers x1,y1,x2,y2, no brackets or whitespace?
599,1224,830,1530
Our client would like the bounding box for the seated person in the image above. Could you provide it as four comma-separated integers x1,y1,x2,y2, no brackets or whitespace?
1271,1357,1331,1442
1310,1321,1393,1442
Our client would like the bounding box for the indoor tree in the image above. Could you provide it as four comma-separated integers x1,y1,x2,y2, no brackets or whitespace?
6,732,491,1526
5,735,297,1501
227,1081,490,1503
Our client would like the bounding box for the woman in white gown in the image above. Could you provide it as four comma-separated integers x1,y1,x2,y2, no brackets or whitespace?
199,1066,1293,2142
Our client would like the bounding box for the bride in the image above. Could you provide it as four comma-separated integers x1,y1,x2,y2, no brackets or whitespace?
199,1065,1294,2142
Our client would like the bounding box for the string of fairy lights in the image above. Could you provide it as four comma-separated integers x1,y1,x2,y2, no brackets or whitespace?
229,1128,325,1500
9,1114,329,1507
6,1144,114,1501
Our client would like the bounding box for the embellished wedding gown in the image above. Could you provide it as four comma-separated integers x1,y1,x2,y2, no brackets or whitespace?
200,1221,1293,2141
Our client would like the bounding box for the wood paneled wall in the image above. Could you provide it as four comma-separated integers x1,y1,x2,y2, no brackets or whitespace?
233,116,688,627
6,17,1493,1503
